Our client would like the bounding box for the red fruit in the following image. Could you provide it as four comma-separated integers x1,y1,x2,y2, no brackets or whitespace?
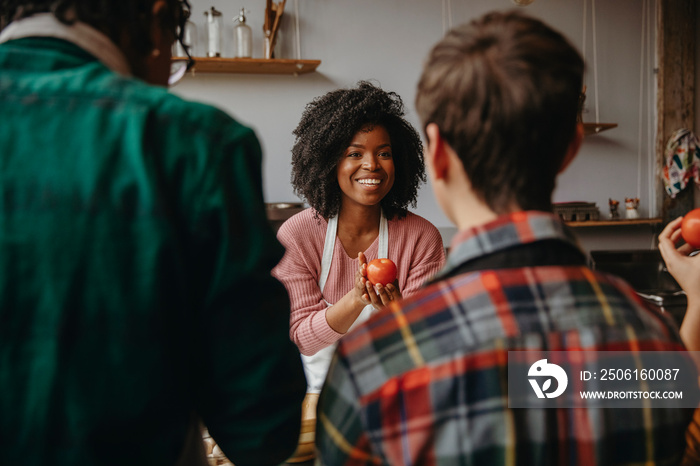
366,258,397,286
682,208,700,248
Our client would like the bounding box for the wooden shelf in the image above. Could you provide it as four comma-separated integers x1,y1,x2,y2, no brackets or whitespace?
566,218,662,227
175,57,321,75
583,122,618,136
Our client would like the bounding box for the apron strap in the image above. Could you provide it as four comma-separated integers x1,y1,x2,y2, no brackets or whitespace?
318,216,338,293
378,211,388,259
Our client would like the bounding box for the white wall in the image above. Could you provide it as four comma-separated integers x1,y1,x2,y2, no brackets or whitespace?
174,0,660,249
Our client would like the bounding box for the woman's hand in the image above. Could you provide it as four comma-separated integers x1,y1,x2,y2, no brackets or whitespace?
357,252,402,309
327,252,403,334
658,217,700,303
659,216,700,356
353,251,371,306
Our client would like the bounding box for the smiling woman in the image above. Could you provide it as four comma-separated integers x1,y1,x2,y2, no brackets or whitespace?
289,81,425,221
272,81,446,463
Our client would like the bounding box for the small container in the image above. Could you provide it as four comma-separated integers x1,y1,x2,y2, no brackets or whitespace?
173,9,197,57
204,6,223,57
263,29,282,59
233,8,252,58
263,30,272,59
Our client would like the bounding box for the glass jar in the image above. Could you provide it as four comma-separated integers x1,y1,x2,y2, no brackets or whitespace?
233,8,252,58
204,6,223,57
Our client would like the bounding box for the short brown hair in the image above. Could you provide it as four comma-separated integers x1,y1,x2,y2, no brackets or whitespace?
416,11,583,213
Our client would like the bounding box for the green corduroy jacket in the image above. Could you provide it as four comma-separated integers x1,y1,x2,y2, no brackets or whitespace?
0,36,306,466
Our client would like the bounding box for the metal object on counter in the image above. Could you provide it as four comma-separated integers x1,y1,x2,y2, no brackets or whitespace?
636,290,687,326
590,249,687,325
266,202,305,232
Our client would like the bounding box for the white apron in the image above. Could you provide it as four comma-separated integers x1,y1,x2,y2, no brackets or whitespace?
301,212,388,393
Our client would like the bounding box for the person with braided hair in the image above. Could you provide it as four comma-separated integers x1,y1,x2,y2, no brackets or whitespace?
272,81,445,462
0,1,306,465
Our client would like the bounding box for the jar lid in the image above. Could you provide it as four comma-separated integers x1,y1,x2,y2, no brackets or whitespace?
205,6,222,17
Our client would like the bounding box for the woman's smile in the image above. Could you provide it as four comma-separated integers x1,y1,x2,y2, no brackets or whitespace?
356,177,383,188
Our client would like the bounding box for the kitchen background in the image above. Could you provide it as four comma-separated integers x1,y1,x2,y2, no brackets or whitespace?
172,0,700,253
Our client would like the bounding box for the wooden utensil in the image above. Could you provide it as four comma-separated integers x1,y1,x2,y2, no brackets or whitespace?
264,0,286,58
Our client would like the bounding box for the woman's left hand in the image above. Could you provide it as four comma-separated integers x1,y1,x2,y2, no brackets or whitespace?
366,281,402,310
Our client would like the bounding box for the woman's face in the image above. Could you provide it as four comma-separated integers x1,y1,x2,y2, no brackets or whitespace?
337,124,395,210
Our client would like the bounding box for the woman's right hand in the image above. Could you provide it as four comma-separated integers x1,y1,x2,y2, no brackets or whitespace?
658,216,700,303
659,216,700,356
355,252,376,306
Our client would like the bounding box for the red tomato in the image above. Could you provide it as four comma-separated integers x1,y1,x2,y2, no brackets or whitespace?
682,208,700,248
366,258,397,286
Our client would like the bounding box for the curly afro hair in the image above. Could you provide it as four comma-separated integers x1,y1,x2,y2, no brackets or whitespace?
291,81,425,221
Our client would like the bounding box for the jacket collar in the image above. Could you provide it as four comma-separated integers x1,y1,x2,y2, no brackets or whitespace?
0,13,131,76
435,211,584,280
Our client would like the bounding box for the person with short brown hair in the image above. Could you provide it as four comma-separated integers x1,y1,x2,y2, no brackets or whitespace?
414,9,583,214
316,11,694,465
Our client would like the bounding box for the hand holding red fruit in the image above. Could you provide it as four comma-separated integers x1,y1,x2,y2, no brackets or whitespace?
356,253,401,309
658,215,700,304
659,212,700,357
682,208,700,249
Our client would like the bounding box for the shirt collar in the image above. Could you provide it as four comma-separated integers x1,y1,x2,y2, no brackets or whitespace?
0,13,131,76
435,211,583,279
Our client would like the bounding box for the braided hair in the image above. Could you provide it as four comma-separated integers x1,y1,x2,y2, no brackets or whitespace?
0,0,190,57
291,81,425,221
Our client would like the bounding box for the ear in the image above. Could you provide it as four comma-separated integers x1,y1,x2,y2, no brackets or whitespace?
558,122,584,174
144,0,173,86
425,123,449,180
150,0,170,54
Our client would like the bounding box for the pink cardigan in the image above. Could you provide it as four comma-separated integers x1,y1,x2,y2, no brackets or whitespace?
272,208,446,355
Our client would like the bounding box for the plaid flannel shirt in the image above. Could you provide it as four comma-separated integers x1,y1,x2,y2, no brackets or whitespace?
317,211,693,465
